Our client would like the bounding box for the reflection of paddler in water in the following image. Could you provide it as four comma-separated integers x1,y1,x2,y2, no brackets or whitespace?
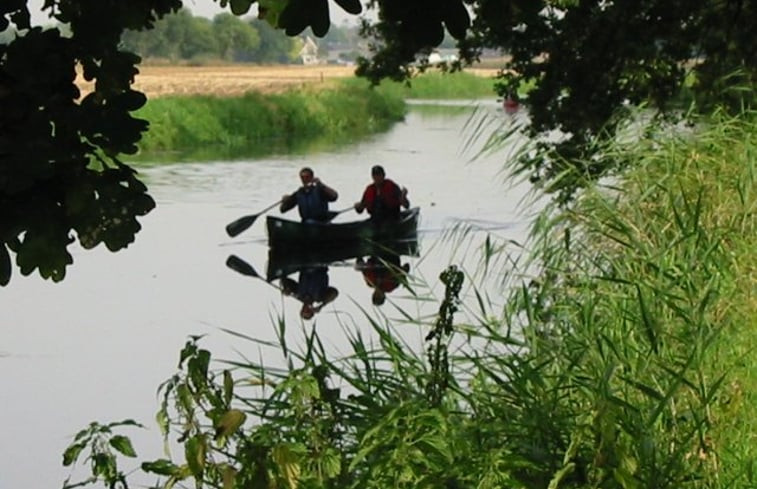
503,91,519,114
355,253,410,306
280,265,339,319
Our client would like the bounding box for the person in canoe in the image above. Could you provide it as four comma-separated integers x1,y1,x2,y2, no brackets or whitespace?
280,265,339,320
355,253,410,306
354,165,409,222
280,167,339,222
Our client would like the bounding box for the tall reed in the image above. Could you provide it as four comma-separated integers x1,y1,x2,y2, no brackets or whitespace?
472,108,756,488
63,111,755,489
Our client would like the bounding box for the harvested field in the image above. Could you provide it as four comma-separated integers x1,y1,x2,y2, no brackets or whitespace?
76,64,500,98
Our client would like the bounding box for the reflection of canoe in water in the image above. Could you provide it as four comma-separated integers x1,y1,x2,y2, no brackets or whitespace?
266,237,419,281
266,207,420,248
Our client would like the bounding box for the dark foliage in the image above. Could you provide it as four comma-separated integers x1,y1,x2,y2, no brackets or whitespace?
0,1,189,284
356,0,755,201
2,0,755,284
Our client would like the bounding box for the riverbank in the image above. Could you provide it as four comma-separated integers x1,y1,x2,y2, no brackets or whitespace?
129,71,498,162
500,109,756,487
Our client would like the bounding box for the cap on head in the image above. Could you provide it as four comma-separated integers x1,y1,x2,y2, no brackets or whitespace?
371,165,385,176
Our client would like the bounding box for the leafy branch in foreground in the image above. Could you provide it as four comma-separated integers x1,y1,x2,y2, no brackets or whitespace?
62,419,143,489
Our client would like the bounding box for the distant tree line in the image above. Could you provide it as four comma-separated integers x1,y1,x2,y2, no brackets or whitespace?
0,7,364,65
119,8,361,64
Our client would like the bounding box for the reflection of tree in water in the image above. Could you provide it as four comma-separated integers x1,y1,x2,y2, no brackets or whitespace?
280,266,338,319
355,254,410,306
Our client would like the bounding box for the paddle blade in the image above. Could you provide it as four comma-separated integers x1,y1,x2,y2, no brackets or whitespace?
225,214,258,237
226,255,260,278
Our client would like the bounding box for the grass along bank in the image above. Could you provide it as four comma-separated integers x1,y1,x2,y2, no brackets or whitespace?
489,108,756,488
65,110,756,489
129,79,406,163
128,71,497,163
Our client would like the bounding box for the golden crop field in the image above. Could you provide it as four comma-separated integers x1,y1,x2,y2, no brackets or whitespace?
76,64,500,98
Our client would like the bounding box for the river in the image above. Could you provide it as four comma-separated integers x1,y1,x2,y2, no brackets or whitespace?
0,99,542,489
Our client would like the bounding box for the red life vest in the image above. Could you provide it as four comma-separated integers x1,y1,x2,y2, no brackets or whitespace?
361,179,403,218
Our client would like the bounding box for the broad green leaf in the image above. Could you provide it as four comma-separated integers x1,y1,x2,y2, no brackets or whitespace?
107,419,142,428
188,349,211,390
185,435,207,477
177,383,193,413
214,409,247,440
92,453,117,478
230,0,255,15
333,0,361,15
109,435,137,457
142,459,180,476
156,407,170,436
62,443,85,466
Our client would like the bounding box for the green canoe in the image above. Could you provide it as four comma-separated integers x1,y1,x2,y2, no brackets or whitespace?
266,207,420,248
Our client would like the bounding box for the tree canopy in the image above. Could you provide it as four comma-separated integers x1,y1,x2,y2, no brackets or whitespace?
1,0,755,285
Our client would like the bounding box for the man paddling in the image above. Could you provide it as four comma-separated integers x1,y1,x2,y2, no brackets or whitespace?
281,167,338,222
354,165,409,222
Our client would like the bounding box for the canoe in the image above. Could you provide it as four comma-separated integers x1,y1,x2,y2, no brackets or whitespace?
266,207,420,248
266,237,419,281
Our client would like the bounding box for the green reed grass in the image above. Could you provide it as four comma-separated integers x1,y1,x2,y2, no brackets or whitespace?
63,111,755,489
487,108,756,488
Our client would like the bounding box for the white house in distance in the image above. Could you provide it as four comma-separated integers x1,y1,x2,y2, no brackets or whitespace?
299,35,321,65
427,49,459,65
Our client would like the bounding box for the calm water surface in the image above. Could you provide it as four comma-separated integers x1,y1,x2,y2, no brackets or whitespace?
0,100,541,488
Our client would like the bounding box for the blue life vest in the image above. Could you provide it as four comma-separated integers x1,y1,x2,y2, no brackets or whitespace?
297,267,330,302
296,185,329,221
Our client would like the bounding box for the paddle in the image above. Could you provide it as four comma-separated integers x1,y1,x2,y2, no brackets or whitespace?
225,255,286,292
326,206,355,221
225,199,282,238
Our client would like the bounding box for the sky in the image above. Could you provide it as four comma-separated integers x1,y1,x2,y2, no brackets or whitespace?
27,0,362,26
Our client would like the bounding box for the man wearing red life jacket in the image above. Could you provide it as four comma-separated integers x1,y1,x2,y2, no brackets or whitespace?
354,165,409,221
